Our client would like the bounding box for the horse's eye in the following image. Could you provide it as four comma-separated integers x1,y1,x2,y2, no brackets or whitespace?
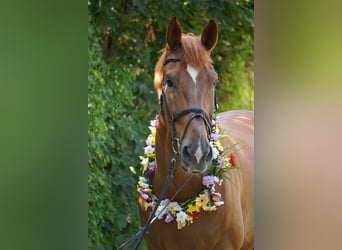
166,79,174,87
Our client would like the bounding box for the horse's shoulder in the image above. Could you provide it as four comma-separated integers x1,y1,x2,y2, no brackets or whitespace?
217,110,254,122
217,110,254,133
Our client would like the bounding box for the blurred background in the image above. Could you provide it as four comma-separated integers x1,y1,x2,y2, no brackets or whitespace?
88,0,254,249
2,0,342,249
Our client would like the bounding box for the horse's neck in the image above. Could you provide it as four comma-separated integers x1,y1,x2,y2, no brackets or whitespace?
153,116,203,202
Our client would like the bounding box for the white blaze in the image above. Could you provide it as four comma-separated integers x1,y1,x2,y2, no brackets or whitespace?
194,147,203,164
188,64,201,163
194,141,203,164
187,64,199,85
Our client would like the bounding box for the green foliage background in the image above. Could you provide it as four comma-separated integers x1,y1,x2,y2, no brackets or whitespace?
88,1,253,249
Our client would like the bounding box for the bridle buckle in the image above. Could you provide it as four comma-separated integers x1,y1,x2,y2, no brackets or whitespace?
172,138,180,154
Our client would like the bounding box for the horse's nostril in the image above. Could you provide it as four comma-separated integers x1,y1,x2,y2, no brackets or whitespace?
182,144,212,165
182,146,192,161
205,147,213,162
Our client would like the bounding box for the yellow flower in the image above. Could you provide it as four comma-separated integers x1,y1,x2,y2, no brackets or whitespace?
146,153,155,159
195,194,209,208
214,141,223,152
150,135,155,145
170,207,176,216
149,126,156,136
187,204,200,213
225,158,231,168
144,202,154,211
203,205,217,212
186,215,193,225
139,156,149,171
212,120,220,133
146,134,155,145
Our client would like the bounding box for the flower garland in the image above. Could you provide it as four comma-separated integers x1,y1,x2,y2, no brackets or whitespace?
138,114,237,230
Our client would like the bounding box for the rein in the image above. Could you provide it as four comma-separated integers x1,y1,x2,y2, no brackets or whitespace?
118,153,191,250
118,57,217,250
133,150,178,250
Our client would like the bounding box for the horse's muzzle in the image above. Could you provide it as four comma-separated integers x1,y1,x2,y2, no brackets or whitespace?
181,142,213,173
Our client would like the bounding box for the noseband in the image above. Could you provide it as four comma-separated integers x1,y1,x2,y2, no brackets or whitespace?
160,57,218,153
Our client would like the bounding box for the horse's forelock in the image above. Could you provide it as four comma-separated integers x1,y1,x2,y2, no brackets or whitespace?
180,34,212,69
154,34,212,94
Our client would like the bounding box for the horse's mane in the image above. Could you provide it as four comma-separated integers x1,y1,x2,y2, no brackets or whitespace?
154,33,213,92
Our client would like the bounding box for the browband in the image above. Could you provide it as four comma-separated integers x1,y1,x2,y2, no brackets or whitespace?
163,58,181,66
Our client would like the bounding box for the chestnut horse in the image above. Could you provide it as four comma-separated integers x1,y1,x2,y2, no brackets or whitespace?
137,17,254,250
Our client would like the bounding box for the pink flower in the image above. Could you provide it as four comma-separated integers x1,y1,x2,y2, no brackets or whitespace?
164,213,174,223
160,199,170,206
145,170,154,177
202,176,220,186
148,161,156,171
218,157,226,168
141,193,149,201
210,133,219,141
150,115,159,128
145,138,153,146
145,161,156,176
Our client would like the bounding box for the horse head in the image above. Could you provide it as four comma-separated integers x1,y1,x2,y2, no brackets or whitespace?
155,16,219,173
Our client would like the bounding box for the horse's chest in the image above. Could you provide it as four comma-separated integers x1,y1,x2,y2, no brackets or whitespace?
146,211,234,250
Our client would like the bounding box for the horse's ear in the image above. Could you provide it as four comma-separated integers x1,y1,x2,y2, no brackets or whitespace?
201,19,218,51
166,16,182,51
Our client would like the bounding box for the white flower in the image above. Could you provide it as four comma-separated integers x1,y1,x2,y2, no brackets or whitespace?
176,211,187,230
210,142,220,159
214,201,225,206
139,176,148,183
155,199,171,219
144,145,154,155
168,202,182,211
211,133,219,141
138,177,149,188
176,211,187,221
139,156,149,170
156,204,168,220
